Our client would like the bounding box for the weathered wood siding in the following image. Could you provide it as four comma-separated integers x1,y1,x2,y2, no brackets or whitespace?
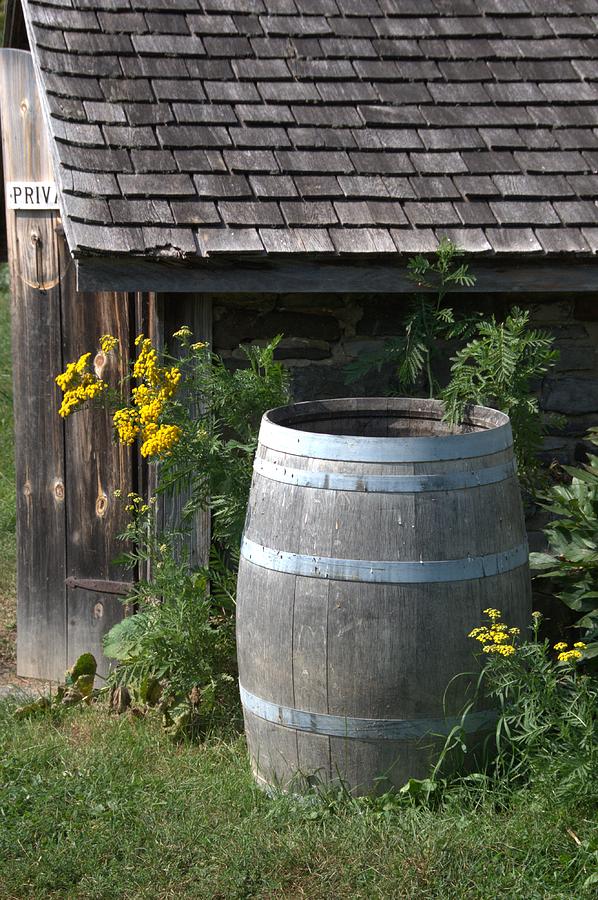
236,398,531,795
0,49,139,679
0,48,68,680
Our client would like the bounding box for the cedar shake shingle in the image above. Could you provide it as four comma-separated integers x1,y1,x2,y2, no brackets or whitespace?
20,0,598,258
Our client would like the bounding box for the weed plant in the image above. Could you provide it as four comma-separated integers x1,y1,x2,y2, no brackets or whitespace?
52,329,290,733
345,240,561,488
531,427,598,660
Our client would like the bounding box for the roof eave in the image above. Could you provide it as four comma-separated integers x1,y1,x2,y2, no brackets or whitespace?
76,253,598,295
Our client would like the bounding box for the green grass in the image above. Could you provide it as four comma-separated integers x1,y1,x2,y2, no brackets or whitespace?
0,269,16,671
0,700,595,900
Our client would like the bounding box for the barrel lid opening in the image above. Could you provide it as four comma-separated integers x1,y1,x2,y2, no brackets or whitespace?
260,399,512,463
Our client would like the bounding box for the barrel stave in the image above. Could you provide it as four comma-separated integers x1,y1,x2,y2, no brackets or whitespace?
246,473,526,562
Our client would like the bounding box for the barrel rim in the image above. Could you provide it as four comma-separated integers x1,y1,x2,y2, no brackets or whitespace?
260,398,513,463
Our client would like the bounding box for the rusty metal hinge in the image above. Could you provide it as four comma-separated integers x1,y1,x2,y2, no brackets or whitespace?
65,577,133,596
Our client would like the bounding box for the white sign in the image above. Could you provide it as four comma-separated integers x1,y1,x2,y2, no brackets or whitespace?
6,181,59,210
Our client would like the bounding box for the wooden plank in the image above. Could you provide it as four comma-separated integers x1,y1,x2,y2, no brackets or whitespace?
60,239,135,677
0,48,67,681
156,293,212,567
77,255,598,295
236,561,298,789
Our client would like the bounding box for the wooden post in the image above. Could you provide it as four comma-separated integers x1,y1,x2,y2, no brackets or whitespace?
0,48,67,680
0,49,136,679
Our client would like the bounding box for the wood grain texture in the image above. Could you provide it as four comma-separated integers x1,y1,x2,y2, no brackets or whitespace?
60,245,134,677
77,255,598,295
237,398,532,794
0,49,67,680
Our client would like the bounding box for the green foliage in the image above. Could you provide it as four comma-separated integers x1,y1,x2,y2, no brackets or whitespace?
345,238,478,396
345,244,561,489
159,335,291,553
441,307,560,485
530,428,598,660
13,653,99,720
470,619,597,804
102,335,289,736
105,507,238,737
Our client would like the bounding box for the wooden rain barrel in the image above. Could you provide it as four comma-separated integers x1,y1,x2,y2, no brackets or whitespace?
236,398,531,795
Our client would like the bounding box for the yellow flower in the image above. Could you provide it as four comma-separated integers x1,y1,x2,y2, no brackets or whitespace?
138,399,163,426
113,408,140,445
191,341,207,351
99,334,118,354
532,611,542,619
172,325,192,340
140,424,182,459
469,609,519,658
56,353,107,417
554,642,568,652
558,649,583,663
573,642,586,649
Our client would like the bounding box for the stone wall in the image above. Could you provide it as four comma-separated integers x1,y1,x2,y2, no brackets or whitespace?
211,290,598,473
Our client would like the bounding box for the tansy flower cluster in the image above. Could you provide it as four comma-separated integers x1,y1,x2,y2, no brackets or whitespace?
124,491,154,515
553,641,586,664
468,608,520,657
112,334,182,459
99,334,118,354
55,352,108,418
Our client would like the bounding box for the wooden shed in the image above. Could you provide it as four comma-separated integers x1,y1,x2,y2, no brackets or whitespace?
2,0,598,681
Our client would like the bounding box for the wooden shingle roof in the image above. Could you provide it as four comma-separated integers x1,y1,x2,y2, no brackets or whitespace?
16,0,598,263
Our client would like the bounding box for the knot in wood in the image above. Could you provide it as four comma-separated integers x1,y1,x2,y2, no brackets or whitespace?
93,352,106,375
30,231,41,247
93,602,104,620
54,480,65,502
20,98,28,114
95,494,108,517
23,481,32,497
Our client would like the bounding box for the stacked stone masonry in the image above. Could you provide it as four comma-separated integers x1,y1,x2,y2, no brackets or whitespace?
212,291,598,471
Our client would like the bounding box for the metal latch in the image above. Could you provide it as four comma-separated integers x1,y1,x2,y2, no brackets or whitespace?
65,577,133,596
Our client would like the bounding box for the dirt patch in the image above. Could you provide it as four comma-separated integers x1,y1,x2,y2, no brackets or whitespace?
0,590,16,680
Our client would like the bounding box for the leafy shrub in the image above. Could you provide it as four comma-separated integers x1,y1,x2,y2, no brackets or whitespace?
56,332,291,735
344,241,560,488
158,333,291,553
441,307,560,486
530,428,598,661
345,238,478,396
103,498,238,736
464,610,596,804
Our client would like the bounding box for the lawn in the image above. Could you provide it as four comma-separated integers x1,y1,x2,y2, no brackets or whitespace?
0,698,596,900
